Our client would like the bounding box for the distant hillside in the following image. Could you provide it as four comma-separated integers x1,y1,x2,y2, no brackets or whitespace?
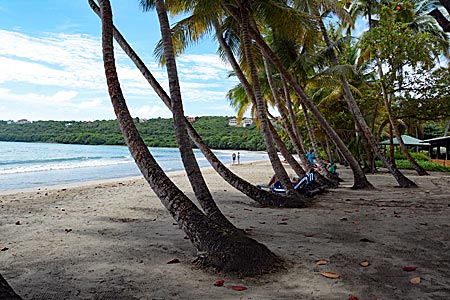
0,117,266,151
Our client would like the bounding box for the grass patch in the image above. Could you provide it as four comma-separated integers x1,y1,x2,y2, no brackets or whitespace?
375,160,450,172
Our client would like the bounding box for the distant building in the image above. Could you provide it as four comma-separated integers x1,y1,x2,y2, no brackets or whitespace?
242,118,253,127
6,120,14,124
139,118,148,123
228,117,253,127
186,116,196,123
16,119,31,124
228,118,238,126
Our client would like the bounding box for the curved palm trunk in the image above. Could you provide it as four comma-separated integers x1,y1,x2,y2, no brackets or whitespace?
0,274,22,300
262,55,306,177
213,18,294,192
318,15,419,186
445,119,450,136
238,5,294,193
243,23,372,189
300,104,328,171
89,0,308,208
154,0,241,226
268,121,305,178
376,61,428,177
98,0,281,275
282,78,309,167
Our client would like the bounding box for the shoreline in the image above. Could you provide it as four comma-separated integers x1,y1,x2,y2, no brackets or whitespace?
0,159,268,196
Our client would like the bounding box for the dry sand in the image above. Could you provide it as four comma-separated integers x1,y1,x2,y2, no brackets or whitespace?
1,161,450,300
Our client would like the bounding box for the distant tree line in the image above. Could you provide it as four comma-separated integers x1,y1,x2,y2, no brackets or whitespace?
0,116,266,151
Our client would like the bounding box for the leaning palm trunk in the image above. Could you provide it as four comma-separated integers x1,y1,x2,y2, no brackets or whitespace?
445,119,450,136
89,0,309,208
242,20,372,189
375,61,428,177
0,274,22,300
317,16,419,186
262,55,307,177
282,77,310,168
154,0,238,226
237,5,295,193
98,0,281,275
268,121,305,178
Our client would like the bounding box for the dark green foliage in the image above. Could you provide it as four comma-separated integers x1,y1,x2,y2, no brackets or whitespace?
0,117,266,151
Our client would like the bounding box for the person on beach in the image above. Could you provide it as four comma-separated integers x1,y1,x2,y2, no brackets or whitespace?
306,149,315,166
237,152,240,164
232,152,236,164
267,174,298,187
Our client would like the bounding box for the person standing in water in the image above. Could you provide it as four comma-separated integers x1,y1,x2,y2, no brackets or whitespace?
237,152,240,164
232,152,236,164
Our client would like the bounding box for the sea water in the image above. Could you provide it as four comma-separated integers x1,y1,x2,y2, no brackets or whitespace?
0,141,268,191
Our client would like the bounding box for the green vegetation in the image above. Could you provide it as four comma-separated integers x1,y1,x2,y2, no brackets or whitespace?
375,160,450,172
374,151,450,172
0,117,266,151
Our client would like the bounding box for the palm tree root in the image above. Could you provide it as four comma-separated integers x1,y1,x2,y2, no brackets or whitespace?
193,232,284,277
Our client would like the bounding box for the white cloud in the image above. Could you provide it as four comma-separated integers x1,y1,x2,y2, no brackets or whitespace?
0,29,238,121
78,98,103,109
131,105,172,118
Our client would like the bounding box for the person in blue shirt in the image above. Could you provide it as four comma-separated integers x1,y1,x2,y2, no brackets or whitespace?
306,149,315,166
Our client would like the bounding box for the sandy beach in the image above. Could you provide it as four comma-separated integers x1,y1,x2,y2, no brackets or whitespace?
1,160,450,300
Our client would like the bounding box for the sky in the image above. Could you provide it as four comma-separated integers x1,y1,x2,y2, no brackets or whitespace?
0,1,239,121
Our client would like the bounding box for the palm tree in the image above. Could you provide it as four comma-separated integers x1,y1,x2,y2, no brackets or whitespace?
357,1,447,176
98,0,281,275
226,2,373,189
237,1,296,194
303,0,420,185
89,0,310,208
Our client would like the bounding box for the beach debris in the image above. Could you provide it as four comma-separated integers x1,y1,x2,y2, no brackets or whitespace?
403,266,417,272
315,259,329,265
109,217,137,223
320,272,340,279
167,258,180,264
277,222,288,225
359,238,375,243
281,217,289,221
15,220,21,225
349,296,359,300
340,217,348,221
359,261,370,267
1,247,9,251
65,228,72,233
214,279,224,286
304,233,316,237
229,285,247,291
60,208,65,211
410,276,421,284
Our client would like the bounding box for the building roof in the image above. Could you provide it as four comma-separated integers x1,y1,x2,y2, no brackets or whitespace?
422,136,450,146
379,135,430,146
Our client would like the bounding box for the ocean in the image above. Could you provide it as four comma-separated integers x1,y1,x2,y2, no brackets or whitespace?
0,141,268,192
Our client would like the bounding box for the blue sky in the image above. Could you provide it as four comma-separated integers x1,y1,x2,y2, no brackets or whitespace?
0,0,239,121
